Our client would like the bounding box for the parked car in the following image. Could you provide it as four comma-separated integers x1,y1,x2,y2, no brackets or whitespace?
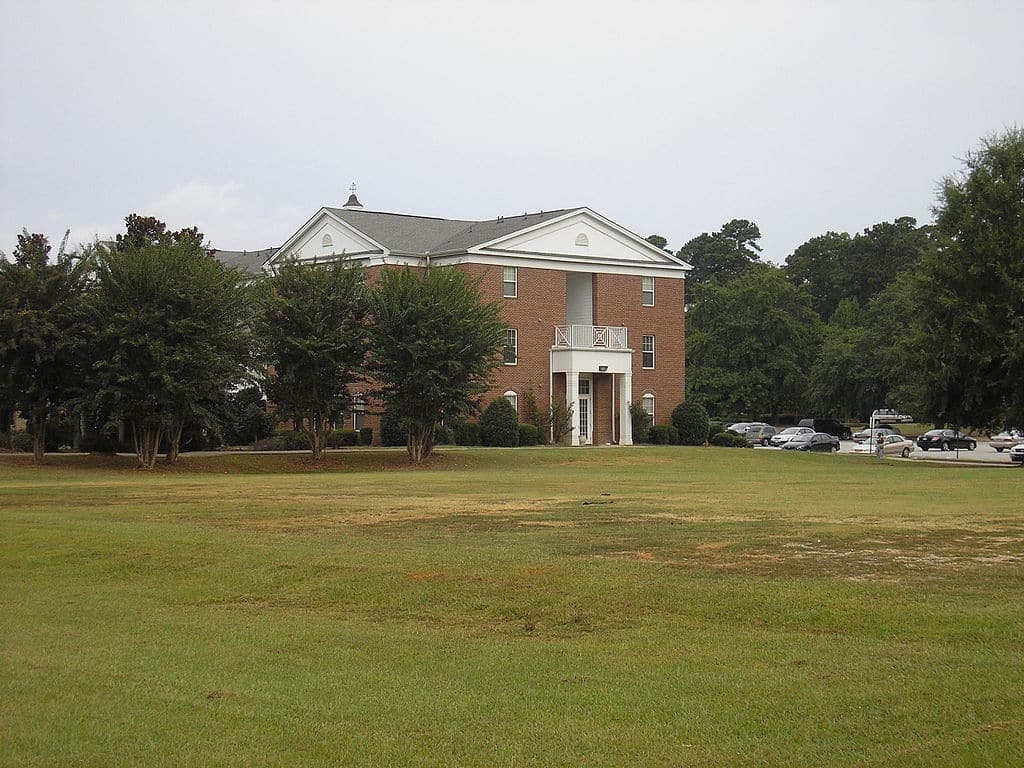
850,434,916,458
783,432,840,452
726,421,768,434
916,429,977,451
852,426,902,444
989,431,1023,452
871,408,914,424
744,424,778,445
1010,442,1024,464
769,426,814,447
798,418,852,441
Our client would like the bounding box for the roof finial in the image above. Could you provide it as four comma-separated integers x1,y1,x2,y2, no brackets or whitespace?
343,182,363,210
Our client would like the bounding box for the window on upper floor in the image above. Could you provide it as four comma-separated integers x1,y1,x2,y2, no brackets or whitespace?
503,266,517,298
504,328,518,365
642,276,655,306
504,390,518,412
642,335,655,369
322,233,333,249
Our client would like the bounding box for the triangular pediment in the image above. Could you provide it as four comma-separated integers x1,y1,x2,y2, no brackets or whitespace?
472,209,689,269
268,209,385,266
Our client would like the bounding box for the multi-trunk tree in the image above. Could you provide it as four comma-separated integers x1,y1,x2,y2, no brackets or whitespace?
368,266,505,462
256,258,368,460
0,231,90,463
83,217,252,468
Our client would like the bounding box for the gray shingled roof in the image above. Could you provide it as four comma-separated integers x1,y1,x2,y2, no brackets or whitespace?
212,248,277,275
324,208,575,255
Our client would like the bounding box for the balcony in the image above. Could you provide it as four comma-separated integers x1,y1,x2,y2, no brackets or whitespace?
553,325,628,350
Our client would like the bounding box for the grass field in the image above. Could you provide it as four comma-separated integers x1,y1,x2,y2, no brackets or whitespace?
2,447,1023,766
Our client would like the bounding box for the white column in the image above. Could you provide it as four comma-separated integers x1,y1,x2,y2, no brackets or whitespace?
618,371,633,445
567,370,580,446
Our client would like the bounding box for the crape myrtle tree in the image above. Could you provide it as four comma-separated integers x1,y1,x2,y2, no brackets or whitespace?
257,258,368,461
83,217,253,468
911,127,1024,429
368,266,505,462
0,231,91,463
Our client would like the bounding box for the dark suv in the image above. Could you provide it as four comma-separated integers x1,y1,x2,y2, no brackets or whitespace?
797,418,852,441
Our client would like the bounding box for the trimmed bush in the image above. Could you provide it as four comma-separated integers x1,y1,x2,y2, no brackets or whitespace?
650,424,679,445
451,420,480,446
326,429,359,448
10,430,35,452
380,409,406,447
708,423,725,439
518,423,542,447
630,401,653,444
358,427,373,446
672,401,710,446
710,430,751,447
480,398,519,447
253,429,312,451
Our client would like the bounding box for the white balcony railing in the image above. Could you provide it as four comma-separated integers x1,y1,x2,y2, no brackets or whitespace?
553,325,628,350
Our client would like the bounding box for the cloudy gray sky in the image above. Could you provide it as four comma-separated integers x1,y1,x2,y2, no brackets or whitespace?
2,0,1021,262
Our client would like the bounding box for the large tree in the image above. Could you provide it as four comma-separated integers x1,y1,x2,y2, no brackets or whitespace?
0,232,90,462
677,219,763,291
84,217,252,467
686,264,821,418
257,258,368,460
368,266,505,462
911,127,1024,429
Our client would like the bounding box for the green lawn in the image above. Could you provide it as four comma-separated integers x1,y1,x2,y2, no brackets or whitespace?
2,447,1022,766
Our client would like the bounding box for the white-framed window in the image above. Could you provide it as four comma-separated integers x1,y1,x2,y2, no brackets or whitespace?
642,335,655,369
322,233,333,249
504,390,518,412
641,393,655,418
353,393,365,431
642,276,655,306
504,328,518,365
503,266,517,298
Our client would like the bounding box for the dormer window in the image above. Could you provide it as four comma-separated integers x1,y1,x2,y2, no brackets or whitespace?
321,233,333,249
575,233,589,247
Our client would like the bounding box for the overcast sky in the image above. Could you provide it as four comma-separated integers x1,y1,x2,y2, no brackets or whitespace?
2,0,1021,262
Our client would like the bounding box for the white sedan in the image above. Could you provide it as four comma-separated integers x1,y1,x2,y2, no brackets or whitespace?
850,433,916,458
768,426,814,447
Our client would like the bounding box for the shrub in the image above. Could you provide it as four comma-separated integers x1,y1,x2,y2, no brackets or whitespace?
630,401,653,444
380,409,407,447
708,423,726,439
549,400,573,445
358,427,373,446
672,401,710,446
522,389,550,435
710,430,751,448
326,429,359,448
79,431,120,454
10,430,35,453
434,424,452,445
518,423,542,446
253,429,311,451
451,420,480,446
480,398,519,447
650,424,679,445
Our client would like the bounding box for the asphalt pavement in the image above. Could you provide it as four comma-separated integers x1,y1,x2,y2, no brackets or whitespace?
757,439,1019,466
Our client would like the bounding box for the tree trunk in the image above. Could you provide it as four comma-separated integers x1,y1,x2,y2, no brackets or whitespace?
406,421,434,463
32,415,46,464
133,423,163,469
166,420,184,464
310,413,329,460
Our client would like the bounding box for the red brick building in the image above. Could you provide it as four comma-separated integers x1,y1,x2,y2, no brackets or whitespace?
252,195,691,445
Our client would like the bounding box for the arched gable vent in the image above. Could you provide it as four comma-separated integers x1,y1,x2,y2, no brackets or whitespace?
322,233,333,249
575,233,589,247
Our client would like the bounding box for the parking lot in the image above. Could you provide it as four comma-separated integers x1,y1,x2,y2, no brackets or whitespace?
756,439,1018,465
